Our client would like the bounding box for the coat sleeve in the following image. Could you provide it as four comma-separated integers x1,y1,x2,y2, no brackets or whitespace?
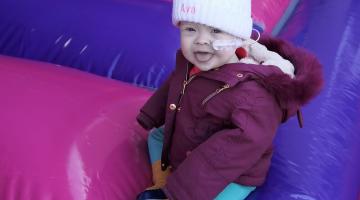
136,72,174,130
162,81,282,200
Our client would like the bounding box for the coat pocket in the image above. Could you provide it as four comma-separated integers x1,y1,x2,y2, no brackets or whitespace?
191,116,224,143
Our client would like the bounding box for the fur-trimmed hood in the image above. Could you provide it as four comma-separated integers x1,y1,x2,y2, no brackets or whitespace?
254,36,324,120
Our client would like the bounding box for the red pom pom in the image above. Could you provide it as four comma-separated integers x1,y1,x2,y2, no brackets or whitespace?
236,47,247,59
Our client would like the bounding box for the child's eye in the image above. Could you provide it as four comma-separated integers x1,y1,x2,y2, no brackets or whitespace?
212,28,222,34
185,27,196,32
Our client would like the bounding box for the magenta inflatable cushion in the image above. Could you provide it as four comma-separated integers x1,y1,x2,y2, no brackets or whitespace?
0,55,152,199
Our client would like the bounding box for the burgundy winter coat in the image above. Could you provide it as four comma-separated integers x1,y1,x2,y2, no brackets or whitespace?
136,36,323,200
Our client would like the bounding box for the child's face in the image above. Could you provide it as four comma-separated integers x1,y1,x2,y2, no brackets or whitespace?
179,22,240,71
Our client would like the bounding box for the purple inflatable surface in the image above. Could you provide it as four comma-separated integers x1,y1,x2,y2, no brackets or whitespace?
0,0,296,89
246,0,360,199
0,0,178,88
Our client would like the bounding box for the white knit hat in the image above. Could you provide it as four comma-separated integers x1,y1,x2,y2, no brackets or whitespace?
172,0,253,39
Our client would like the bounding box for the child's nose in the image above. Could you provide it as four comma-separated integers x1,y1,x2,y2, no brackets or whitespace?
195,32,211,45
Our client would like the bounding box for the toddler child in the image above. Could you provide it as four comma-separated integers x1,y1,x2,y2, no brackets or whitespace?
136,0,323,199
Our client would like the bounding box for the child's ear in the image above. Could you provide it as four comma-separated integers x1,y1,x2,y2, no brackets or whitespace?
236,47,248,59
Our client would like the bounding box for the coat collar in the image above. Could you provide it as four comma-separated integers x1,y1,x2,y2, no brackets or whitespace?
176,51,290,88
197,62,285,87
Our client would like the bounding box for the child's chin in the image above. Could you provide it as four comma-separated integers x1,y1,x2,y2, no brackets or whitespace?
197,65,219,71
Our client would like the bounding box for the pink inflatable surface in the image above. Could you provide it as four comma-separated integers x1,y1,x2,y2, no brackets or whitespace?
0,55,153,199
252,0,293,32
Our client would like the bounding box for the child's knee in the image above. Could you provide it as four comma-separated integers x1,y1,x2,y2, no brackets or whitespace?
147,127,165,164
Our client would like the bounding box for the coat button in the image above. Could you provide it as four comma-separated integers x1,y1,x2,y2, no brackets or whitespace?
237,73,244,78
169,104,177,110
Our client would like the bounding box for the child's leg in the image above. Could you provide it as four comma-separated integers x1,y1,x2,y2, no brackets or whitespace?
146,126,170,190
148,126,165,164
148,128,255,199
214,183,256,200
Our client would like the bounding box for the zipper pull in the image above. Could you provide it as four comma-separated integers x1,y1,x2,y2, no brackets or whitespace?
202,84,230,106
182,80,187,94
216,84,230,93
182,75,197,94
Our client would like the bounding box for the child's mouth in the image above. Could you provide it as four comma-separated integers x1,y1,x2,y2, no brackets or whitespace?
194,51,213,62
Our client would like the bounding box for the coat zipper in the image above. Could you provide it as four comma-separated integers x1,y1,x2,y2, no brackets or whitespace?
178,75,197,111
163,63,199,169
179,63,231,108
178,63,198,108
182,75,197,94
201,84,230,106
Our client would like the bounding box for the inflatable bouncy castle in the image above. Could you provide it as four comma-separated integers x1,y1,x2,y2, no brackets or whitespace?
0,0,359,199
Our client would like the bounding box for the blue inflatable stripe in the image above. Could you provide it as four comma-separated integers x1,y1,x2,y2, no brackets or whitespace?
272,0,300,36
